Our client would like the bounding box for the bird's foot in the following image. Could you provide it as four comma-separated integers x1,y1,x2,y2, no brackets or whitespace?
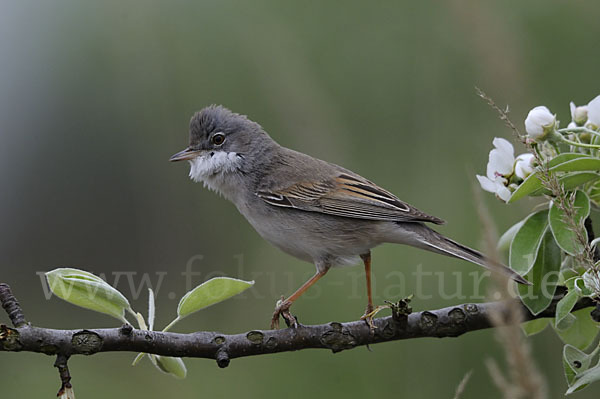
360,304,387,332
270,297,298,329
360,295,414,332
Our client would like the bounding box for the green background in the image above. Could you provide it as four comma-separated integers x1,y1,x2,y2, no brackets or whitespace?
1,1,599,397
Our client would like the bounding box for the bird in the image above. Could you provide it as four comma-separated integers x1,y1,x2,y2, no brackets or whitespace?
170,105,529,329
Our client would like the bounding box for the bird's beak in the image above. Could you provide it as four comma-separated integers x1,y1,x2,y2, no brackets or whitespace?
169,147,202,162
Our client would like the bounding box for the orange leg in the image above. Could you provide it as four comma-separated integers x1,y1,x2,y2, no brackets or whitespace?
271,269,328,329
361,252,374,315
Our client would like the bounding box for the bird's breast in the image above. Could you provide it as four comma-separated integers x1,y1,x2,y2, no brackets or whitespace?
237,200,386,266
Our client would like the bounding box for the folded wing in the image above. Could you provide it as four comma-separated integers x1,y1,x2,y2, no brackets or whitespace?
256,173,445,224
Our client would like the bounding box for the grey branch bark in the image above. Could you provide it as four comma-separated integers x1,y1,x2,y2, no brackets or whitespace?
0,283,595,368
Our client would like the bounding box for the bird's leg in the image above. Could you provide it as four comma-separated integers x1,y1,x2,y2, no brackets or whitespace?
360,252,374,316
271,269,328,329
359,252,378,330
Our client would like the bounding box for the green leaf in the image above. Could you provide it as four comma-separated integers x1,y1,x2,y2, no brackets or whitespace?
154,356,187,379
517,230,560,315
132,289,156,366
548,153,590,168
530,172,600,196
509,210,549,275
45,268,131,323
497,220,525,252
162,277,255,332
548,190,590,255
559,269,579,286
566,364,600,395
550,157,600,173
555,290,581,330
177,277,254,318
508,172,544,202
561,172,600,190
134,311,148,330
555,308,599,351
521,318,550,336
563,344,596,387
556,313,577,331
508,154,598,203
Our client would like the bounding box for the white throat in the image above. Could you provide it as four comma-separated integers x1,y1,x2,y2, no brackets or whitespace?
188,151,243,198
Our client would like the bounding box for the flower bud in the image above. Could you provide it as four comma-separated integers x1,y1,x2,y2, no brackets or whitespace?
524,106,555,139
570,101,588,126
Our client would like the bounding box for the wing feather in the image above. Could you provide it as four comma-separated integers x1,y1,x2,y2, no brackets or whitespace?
256,172,444,224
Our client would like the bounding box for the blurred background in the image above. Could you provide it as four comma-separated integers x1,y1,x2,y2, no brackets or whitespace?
1,0,599,397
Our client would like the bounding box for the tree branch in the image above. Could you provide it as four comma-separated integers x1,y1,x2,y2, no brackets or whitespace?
0,284,595,368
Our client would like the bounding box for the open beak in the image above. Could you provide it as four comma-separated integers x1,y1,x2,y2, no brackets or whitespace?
169,147,202,162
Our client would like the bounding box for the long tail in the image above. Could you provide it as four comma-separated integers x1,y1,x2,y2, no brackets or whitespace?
393,223,531,285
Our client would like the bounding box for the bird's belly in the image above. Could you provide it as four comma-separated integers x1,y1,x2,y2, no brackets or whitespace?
239,202,384,266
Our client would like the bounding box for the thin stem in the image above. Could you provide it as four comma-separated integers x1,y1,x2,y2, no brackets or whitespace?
559,127,600,137
559,136,600,149
162,316,181,332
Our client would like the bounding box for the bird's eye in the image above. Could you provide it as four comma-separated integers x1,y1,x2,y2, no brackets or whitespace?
211,133,225,146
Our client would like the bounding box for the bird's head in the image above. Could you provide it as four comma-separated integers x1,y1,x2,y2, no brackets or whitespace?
170,105,272,183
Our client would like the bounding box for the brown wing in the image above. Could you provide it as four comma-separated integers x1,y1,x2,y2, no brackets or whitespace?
256,172,445,224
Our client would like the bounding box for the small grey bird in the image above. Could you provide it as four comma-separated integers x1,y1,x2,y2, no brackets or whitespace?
170,105,529,329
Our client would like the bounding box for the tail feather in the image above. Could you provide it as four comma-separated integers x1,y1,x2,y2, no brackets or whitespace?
394,223,531,285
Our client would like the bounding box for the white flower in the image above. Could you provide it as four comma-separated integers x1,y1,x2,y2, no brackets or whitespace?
477,175,511,202
476,138,515,202
570,101,588,126
514,153,535,179
524,106,555,139
587,95,600,128
487,137,514,177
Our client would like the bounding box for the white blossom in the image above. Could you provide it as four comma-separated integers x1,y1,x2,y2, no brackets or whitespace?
514,153,535,179
487,137,514,177
587,95,600,128
477,175,511,202
476,138,515,202
524,106,555,139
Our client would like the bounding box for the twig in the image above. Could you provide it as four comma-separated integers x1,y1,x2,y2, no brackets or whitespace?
0,283,27,328
0,283,594,366
55,354,74,398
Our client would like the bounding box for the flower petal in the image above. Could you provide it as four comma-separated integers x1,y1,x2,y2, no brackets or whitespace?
492,137,515,158
477,175,497,193
515,153,535,179
587,95,600,127
488,148,514,176
496,185,512,202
